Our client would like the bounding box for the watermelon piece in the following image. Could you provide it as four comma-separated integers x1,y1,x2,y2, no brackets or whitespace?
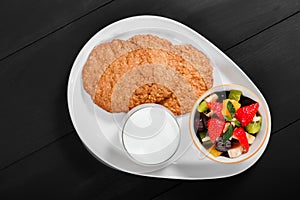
207,102,223,119
235,103,259,127
207,118,225,142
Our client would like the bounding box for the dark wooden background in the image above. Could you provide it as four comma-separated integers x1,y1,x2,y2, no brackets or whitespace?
1,0,300,199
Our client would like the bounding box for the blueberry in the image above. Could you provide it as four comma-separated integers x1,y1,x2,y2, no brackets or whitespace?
215,137,231,152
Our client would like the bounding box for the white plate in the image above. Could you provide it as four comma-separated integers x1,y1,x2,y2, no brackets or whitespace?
67,15,271,179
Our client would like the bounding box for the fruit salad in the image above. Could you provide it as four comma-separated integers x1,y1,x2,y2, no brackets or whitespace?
194,89,262,158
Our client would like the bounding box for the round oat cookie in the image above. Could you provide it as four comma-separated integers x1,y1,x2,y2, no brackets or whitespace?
82,34,213,115
129,34,213,88
110,64,197,115
82,39,139,98
93,48,207,114
174,45,213,89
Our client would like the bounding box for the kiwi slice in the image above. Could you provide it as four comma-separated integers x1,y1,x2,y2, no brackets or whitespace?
229,90,242,101
198,131,207,139
197,100,208,113
245,120,262,134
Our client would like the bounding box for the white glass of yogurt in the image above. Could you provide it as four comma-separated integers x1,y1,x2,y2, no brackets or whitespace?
120,103,181,167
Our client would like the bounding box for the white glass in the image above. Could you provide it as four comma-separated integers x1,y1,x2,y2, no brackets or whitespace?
121,104,181,166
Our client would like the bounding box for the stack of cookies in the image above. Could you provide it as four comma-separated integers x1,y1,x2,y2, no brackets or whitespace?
82,34,213,115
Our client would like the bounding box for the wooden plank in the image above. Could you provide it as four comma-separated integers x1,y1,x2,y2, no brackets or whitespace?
1,0,299,59
0,132,180,199
168,0,300,50
226,13,300,132
0,0,299,176
0,0,113,59
0,3,299,198
153,119,300,199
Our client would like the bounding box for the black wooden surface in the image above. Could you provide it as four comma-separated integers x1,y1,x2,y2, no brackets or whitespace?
0,0,300,199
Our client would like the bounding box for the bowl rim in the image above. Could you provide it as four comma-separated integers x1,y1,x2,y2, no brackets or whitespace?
189,83,270,164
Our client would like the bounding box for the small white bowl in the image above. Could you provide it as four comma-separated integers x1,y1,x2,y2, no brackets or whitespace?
189,84,270,164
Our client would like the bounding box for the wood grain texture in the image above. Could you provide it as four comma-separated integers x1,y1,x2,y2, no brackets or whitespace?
0,132,180,199
0,0,113,59
0,1,300,199
226,13,300,132
0,0,299,171
1,0,299,59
